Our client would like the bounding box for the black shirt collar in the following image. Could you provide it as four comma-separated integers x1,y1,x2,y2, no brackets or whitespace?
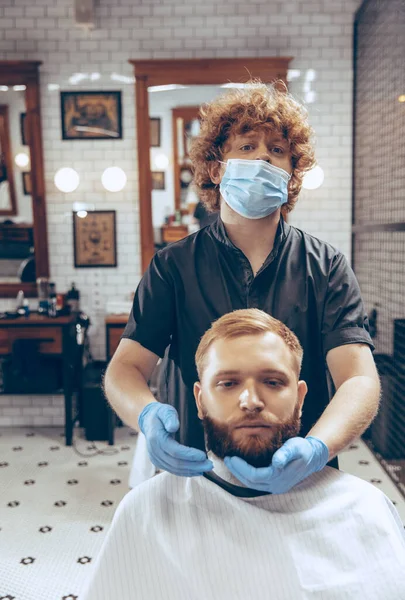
210,214,290,271
203,471,271,498
202,453,272,498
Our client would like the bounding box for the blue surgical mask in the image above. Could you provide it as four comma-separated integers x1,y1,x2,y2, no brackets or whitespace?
219,159,291,220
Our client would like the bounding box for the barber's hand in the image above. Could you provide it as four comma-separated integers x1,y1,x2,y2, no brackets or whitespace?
224,436,329,494
138,402,213,477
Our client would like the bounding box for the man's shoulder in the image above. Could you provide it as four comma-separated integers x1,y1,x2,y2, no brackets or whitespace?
287,224,342,260
155,228,211,265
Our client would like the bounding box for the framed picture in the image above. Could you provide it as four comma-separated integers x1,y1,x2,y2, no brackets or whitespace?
20,113,29,145
151,171,165,190
150,117,161,147
73,210,117,268
60,91,122,140
22,172,31,195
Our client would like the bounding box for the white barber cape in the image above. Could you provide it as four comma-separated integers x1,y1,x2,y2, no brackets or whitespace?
82,458,405,600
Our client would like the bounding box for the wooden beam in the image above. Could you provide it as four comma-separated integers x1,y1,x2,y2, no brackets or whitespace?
134,75,154,272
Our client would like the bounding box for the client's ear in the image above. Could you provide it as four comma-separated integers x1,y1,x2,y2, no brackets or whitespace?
208,161,222,185
297,380,308,418
193,382,204,420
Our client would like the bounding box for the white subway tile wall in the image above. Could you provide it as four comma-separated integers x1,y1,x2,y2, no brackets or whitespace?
0,0,361,425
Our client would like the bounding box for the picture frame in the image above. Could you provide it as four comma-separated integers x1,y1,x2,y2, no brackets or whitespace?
73,210,117,268
150,117,161,147
22,172,31,195
151,171,165,190
20,113,29,145
60,91,122,140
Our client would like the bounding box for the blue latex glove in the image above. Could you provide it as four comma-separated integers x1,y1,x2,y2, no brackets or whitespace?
138,402,213,477
224,436,329,494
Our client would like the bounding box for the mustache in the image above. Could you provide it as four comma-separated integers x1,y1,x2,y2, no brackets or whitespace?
231,415,276,429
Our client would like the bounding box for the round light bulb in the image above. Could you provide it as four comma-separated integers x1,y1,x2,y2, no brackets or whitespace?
101,166,127,192
154,153,169,169
54,167,80,193
302,165,324,190
15,152,30,169
76,210,88,218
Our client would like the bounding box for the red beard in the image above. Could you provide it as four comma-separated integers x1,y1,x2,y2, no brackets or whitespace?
201,405,301,469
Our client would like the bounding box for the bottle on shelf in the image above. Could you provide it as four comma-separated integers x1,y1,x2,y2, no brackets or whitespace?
66,282,80,313
21,298,30,317
48,282,57,318
16,290,29,317
36,277,49,315
16,289,24,312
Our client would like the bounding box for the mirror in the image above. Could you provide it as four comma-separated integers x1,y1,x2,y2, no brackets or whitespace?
0,61,49,296
149,86,228,249
172,106,200,210
0,89,34,284
130,57,292,271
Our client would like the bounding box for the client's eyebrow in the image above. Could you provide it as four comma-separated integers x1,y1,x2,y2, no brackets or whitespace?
214,368,289,379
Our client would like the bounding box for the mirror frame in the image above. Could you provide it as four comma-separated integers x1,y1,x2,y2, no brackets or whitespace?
0,105,18,216
129,57,292,272
0,61,49,297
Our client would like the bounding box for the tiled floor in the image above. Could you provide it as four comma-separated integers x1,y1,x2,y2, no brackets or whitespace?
0,426,404,600
339,439,405,523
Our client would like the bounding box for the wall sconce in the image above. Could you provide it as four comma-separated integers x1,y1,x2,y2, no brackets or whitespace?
54,167,80,192
15,152,30,169
101,166,127,192
302,165,324,190
153,152,169,170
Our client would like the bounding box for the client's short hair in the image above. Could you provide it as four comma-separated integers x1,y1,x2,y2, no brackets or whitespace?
195,309,303,380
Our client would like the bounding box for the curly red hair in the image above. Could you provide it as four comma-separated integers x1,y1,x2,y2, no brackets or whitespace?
190,80,316,215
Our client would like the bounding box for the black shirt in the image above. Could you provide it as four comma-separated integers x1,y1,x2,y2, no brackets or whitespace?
123,217,373,451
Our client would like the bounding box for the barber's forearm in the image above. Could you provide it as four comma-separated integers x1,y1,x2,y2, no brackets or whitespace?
103,361,157,431
307,376,381,460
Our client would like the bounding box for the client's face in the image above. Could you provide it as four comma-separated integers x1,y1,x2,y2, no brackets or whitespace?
194,333,307,469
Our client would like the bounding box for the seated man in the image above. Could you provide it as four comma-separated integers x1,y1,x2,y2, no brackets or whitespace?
82,309,405,600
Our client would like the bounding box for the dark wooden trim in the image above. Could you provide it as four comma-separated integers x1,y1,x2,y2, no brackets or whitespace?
0,105,18,216
22,172,31,195
129,57,292,87
0,282,37,298
0,61,42,85
129,57,292,272
0,312,76,326
0,61,49,297
25,67,49,281
134,75,154,272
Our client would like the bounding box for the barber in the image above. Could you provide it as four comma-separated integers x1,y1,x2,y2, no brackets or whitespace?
104,82,380,493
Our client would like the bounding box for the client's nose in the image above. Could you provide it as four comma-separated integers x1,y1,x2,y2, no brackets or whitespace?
239,384,264,412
